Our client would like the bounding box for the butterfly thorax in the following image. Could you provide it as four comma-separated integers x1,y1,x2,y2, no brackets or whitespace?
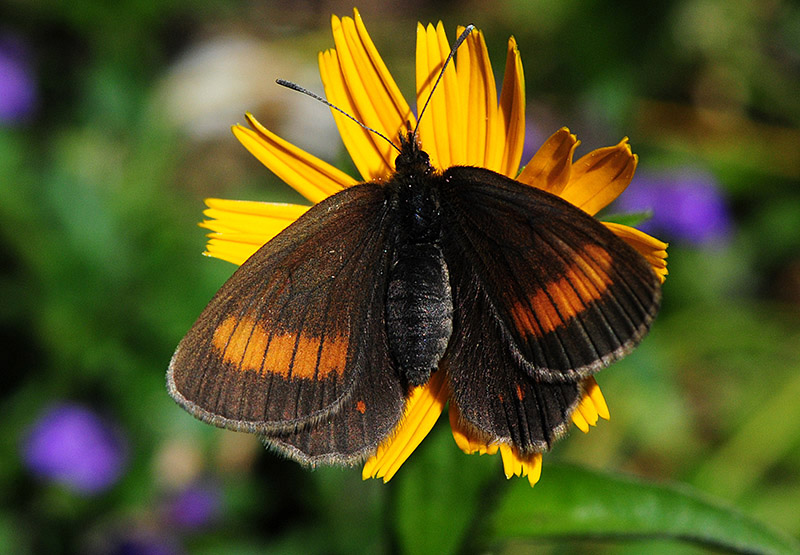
385,137,453,388
388,142,440,243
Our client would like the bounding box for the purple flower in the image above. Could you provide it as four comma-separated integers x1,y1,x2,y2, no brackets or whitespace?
92,527,183,555
166,481,222,530
109,534,182,555
0,32,37,124
614,168,732,246
21,403,128,494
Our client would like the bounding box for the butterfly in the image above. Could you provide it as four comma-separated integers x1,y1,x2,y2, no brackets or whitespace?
167,24,661,469
167,124,661,467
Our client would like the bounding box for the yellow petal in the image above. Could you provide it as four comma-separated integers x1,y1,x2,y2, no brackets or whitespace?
456,27,495,167
233,115,355,204
323,11,410,179
517,127,579,194
204,238,261,266
498,445,543,487
499,444,519,477
318,49,387,181
525,453,543,487
199,199,309,265
450,404,542,487
449,402,499,456
436,23,466,165
571,408,590,433
349,9,414,134
582,376,610,421
416,22,463,170
362,370,448,482
603,222,669,283
560,138,638,216
202,198,309,233
494,36,526,178
577,391,599,427
572,376,611,432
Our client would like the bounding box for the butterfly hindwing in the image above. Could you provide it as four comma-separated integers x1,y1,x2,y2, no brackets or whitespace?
441,260,584,451
438,166,661,452
168,183,406,463
259,330,406,465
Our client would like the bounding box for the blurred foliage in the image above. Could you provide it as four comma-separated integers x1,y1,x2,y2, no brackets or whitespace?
1,0,799,553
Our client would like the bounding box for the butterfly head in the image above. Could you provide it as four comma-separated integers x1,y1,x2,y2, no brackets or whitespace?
394,132,433,178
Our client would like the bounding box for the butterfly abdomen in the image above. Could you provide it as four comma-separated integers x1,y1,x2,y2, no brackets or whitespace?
385,172,453,388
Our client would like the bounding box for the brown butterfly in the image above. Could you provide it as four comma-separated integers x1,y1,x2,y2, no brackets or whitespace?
168,127,660,466
167,25,661,469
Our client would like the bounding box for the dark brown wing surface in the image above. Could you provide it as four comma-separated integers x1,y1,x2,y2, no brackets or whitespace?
167,183,405,463
438,166,661,452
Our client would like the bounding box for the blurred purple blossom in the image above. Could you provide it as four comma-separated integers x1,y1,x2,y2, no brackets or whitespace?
0,32,37,124
521,118,547,165
615,168,732,246
107,534,182,555
90,527,183,555
166,481,222,530
21,403,127,494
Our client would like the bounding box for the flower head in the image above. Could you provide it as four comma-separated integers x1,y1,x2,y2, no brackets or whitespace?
200,10,667,485
166,481,222,530
21,403,128,494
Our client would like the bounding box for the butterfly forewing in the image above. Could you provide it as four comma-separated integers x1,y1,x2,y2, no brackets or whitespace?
168,183,405,444
439,166,661,381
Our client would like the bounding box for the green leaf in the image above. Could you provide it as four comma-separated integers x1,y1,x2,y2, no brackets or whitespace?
598,210,653,227
487,463,799,554
393,424,498,555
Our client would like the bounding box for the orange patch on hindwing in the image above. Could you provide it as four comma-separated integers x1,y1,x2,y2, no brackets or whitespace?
509,244,614,336
212,316,347,379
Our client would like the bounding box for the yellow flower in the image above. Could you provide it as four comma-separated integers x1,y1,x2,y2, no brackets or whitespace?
201,9,668,486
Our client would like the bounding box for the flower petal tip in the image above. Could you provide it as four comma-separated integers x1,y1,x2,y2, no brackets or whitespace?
508,35,518,51
572,410,590,433
526,457,543,487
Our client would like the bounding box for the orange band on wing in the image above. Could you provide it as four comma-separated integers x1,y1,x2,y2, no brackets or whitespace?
212,316,348,379
509,244,614,337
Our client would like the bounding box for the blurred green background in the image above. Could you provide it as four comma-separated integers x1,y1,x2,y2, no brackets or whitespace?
1,0,799,553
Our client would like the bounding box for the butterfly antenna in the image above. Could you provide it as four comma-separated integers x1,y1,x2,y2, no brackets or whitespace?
413,24,475,137
276,79,401,154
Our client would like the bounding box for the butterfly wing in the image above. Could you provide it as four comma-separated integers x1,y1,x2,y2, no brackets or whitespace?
168,183,405,463
258,341,406,465
438,166,661,451
439,271,583,453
